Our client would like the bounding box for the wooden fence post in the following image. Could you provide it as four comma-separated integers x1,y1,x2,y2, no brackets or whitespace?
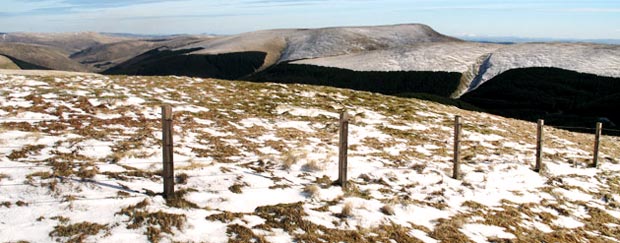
592,122,602,168
337,111,350,187
535,119,544,173
453,116,462,180
162,105,174,198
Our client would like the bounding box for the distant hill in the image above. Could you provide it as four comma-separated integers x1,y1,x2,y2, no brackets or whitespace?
1,24,619,129
0,43,87,72
459,36,620,45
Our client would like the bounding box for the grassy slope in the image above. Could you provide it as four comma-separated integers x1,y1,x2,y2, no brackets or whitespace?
0,73,619,242
0,55,20,70
0,43,87,72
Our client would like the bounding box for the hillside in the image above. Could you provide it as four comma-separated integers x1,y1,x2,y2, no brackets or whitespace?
0,32,131,54
1,72,619,242
1,24,619,132
460,67,620,131
0,43,88,72
0,55,19,70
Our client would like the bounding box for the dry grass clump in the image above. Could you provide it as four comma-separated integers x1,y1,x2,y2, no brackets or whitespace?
49,221,108,243
206,211,246,223
314,175,333,188
428,217,473,243
302,184,320,198
0,173,9,181
339,202,354,218
228,182,248,194
1,201,12,208
175,173,189,185
227,224,268,243
281,150,300,170
26,171,53,181
101,166,160,181
343,184,373,199
302,159,324,172
7,144,46,160
165,188,199,209
116,199,186,243
76,162,98,179
253,202,425,242
15,200,28,207
411,163,427,174
380,204,395,216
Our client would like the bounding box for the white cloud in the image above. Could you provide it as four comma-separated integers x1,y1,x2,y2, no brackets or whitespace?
560,8,620,13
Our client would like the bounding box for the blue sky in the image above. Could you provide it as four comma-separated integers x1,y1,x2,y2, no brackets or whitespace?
1,0,619,39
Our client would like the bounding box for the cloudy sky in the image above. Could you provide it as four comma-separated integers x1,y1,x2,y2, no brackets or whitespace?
1,0,619,39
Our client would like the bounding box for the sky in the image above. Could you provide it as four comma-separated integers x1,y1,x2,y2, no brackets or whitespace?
1,0,619,40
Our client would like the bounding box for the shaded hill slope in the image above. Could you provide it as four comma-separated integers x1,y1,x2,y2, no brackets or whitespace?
103,48,266,79
460,67,620,132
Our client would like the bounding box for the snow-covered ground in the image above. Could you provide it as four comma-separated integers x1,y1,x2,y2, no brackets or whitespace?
1,73,619,242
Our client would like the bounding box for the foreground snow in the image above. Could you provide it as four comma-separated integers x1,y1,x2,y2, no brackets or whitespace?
0,73,619,242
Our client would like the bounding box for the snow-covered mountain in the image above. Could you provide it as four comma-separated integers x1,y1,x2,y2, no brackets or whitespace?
1,24,619,98
294,42,620,97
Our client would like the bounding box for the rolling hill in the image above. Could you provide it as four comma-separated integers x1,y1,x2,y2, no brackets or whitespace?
1,24,619,129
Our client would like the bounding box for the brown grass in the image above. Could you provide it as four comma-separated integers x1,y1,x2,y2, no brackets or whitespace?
302,159,324,172
228,183,247,194
302,184,320,199
165,188,199,209
227,224,268,243
7,144,46,160
206,211,246,223
116,199,186,243
49,221,108,243
339,202,354,218
380,204,395,216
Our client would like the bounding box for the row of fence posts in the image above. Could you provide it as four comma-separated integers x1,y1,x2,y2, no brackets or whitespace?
159,106,606,198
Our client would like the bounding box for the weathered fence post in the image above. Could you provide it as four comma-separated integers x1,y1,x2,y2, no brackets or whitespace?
592,122,602,168
162,105,174,198
535,119,544,173
337,111,350,187
453,116,462,180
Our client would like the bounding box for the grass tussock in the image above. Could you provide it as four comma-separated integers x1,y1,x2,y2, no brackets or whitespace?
228,183,247,194
116,199,186,243
429,217,473,243
281,150,300,170
7,144,46,160
253,202,430,242
380,204,395,216
339,202,354,218
227,224,268,243
165,188,199,209
175,173,188,185
302,159,324,172
302,184,320,199
206,211,246,223
49,221,108,243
